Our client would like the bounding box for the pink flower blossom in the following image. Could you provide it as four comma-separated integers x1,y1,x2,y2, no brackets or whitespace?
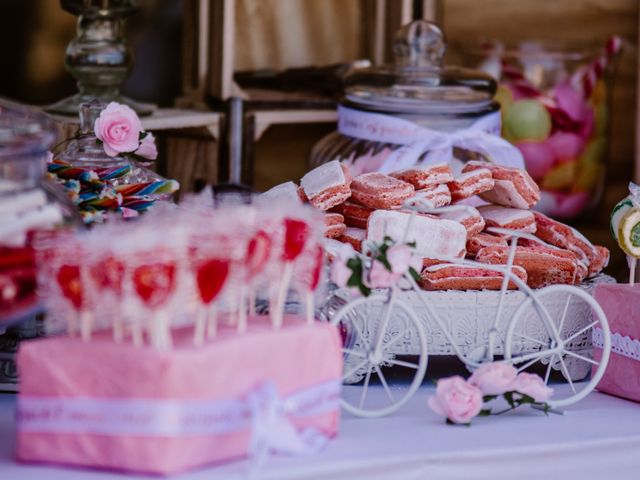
428,376,483,424
367,259,401,288
135,133,157,160
94,102,143,157
330,243,355,288
386,244,416,274
512,372,553,403
469,362,517,396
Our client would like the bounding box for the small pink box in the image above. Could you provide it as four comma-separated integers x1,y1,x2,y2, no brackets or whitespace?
594,284,640,402
15,316,342,476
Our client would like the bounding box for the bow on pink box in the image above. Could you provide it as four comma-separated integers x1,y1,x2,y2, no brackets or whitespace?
247,381,336,476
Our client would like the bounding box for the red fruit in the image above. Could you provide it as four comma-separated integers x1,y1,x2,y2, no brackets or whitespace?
196,258,229,304
309,245,324,291
57,264,83,309
282,218,309,262
246,230,271,278
132,263,176,309
92,257,125,295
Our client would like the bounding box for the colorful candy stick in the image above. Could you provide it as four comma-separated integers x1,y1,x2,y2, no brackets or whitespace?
115,180,179,197
48,161,99,183
95,164,131,180
121,196,156,212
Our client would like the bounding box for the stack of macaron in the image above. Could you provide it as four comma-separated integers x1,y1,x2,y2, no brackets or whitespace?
261,159,609,291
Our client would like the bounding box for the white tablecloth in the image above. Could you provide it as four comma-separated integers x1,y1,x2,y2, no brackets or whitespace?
1,384,639,480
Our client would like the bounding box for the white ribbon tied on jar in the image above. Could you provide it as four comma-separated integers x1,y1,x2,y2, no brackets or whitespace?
337,105,525,174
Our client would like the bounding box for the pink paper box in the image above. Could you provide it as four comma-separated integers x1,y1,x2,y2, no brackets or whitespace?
15,315,342,476
594,284,640,402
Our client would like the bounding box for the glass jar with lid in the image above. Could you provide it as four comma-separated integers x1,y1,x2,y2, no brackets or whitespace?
50,101,179,224
0,99,80,327
310,21,523,175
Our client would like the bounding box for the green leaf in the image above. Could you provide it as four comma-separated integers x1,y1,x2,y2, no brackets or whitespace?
478,408,492,417
482,395,498,402
503,391,517,408
139,131,149,140
95,138,103,145
409,267,421,282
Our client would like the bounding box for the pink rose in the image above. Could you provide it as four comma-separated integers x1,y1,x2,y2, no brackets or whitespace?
512,372,553,403
428,376,483,424
94,102,143,157
135,133,157,160
386,244,420,274
330,243,356,288
367,259,401,288
469,362,517,396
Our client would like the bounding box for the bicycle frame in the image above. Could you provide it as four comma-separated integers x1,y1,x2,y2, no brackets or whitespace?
359,194,568,371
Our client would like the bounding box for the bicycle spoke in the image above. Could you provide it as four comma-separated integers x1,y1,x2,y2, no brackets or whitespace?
343,358,368,381
544,355,554,384
563,350,599,366
514,332,547,347
386,358,419,370
342,348,367,359
359,367,373,409
564,321,598,344
557,293,573,335
558,355,577,394
517,351,551,373
374,364,395,404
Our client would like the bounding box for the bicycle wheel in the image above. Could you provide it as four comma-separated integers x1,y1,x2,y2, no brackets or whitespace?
504,284,611,408
330,292,428,418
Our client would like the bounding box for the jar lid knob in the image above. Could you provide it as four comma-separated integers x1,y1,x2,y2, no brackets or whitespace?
393,20,446,68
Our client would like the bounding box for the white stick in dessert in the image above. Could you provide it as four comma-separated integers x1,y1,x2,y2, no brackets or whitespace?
207,304,218,339
305,290,314,324
237,286,248,333
628,255,637,287
272,262,293,329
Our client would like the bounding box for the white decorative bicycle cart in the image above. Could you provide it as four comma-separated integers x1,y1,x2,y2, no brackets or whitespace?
323,196,613,418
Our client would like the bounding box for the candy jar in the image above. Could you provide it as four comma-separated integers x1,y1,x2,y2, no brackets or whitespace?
0,100,81,390
466,38,620,219
51,101,178,223
0,99,81,328
310,21,522,176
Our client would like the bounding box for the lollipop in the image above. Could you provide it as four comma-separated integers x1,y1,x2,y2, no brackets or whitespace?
241,229,272,330
192,255,230,344
295,243,325,324
131,255,178,349
89,255,126,342
611,183,640,285
271,217,310,329
55,261,95,341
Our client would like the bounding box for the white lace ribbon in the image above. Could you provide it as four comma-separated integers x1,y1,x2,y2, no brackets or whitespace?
16,379,340,439
337,105,524,173
593,327,640,362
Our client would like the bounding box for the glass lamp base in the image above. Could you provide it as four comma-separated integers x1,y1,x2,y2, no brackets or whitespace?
45,93,156,117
